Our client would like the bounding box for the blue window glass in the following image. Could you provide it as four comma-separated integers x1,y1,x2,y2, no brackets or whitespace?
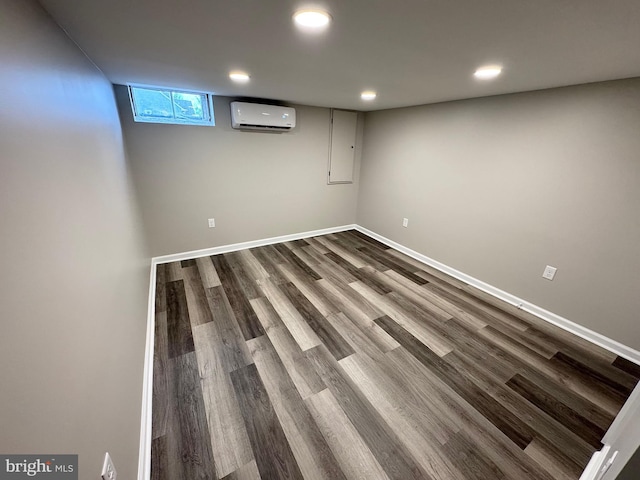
129,85,215,126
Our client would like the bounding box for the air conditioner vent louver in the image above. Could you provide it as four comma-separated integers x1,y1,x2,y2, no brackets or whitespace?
237,124,291,130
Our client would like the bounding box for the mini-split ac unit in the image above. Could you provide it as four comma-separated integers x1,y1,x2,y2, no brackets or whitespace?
230,101,296,132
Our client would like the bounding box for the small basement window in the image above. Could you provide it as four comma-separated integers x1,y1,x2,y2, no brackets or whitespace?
128,85,215,126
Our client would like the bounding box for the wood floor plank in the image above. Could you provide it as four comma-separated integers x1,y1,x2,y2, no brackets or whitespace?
151,436,168,480
443,430,507,480
169,352,217,480
340,353,465,479
341,351,456,444
334,260,394,295
612,356,640,379
325,312,391,362
374,315,535,450
317,279,384,320
219,460,261,480
506,373,605,448
152,311,169,439
524,437,584,480
424,282,531,332
257,244,289,264
155,263,167,313
382,269,486,330
166,280,195,358
342,229,392,251
375,269,454,322
277,263,340,317
195,256,222,288
211,254,265,340
525,325,618,367
258,278,322,351
313,235,370,269
516,367,615,431
317,279,400,354
285,239,311,249
304,236,331,254
237,249,270,281
273,243,322,280
249,246,288,284
552,351,637,396
385,250,469,290
279,281,355,360
230,363,304,480
250,296,325,399
304,345,428,480
353,282,454,357
486,324,560,360
193,323,254,478
247,335,347,480
478,325,624,416
204,286,253,373
434,317,520,384
479,372,596,468
384,347,555,480
292,246,322,268
165,261,183,282
306,388,390,480
224,252,263,300
310,253,360,286
357,246,429,285
183,265,214,327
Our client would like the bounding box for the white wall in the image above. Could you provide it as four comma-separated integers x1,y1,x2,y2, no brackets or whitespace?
0,0,149,477
117,90,362,257
358,78,640,350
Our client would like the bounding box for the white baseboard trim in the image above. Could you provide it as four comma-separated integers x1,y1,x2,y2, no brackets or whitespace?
580,445,611,480
137,263,156,480
152,224,358,265
355,225,640,365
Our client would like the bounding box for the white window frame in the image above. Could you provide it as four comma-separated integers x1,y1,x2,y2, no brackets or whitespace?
128,84,215,126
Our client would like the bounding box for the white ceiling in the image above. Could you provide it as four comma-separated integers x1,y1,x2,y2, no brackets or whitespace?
38,0,640,111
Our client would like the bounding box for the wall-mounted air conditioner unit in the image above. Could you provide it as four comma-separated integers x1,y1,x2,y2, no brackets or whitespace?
230,102,296,132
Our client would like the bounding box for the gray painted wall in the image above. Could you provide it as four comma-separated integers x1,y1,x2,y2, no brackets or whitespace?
117,90,362,257
358,78,640,350
0,1,149,478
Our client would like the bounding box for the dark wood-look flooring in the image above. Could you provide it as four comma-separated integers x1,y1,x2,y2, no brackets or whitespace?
151,230,639,480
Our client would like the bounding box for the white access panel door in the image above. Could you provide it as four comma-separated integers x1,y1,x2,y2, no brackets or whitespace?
328,109,358,184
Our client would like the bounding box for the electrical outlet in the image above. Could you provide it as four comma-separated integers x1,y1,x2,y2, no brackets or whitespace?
402,218,409,228
542,265,557,281
101,452,117,480
208,218,215,228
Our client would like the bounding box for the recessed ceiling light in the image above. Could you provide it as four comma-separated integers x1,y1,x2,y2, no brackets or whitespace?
474,65,502,79
293,9,331,29
361,91,377,101
229,71,250,83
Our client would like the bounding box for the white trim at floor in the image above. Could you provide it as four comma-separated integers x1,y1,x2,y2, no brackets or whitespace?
137,262,157,480
153,224,358,264
137,223,640,480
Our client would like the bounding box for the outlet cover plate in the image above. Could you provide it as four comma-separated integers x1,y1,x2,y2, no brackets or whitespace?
208,218,215,228
542,265,557,281
101,452,117,480
402,218,409,228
